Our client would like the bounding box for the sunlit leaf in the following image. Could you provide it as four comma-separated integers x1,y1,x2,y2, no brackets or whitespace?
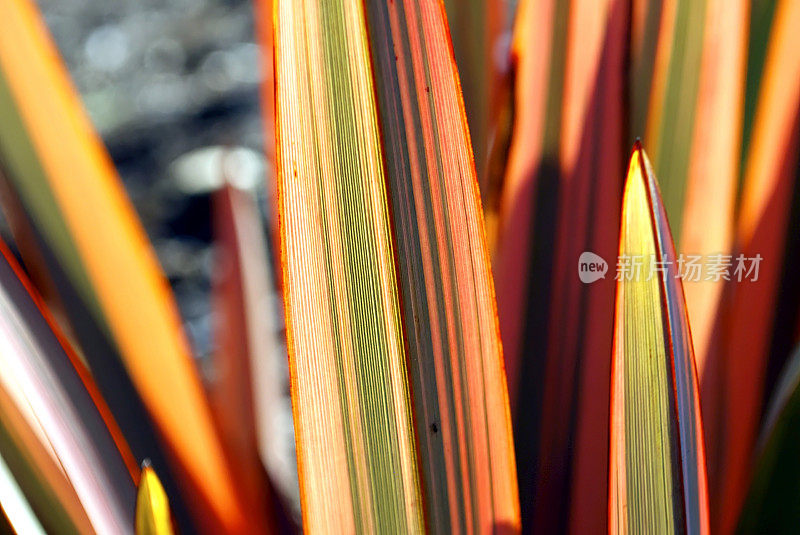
365,1,519,531
136,464,175,535
0,239,137,534
0,1,248,532
275,1,423,529
609,144,709,534
274,0,519,531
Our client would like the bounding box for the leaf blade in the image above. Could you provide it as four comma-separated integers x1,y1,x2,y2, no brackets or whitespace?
275,0,424,530
716,0,800,529
0,239,137,534
364,0,519,530
274,0,519,530
609,144,709,534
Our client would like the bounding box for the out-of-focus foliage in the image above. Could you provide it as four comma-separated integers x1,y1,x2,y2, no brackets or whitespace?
135,465,175,535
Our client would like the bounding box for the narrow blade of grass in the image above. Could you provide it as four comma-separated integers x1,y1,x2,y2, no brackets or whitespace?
609,144,709,534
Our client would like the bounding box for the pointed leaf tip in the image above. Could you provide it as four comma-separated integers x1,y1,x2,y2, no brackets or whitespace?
610,145,709,534
136,464,175,535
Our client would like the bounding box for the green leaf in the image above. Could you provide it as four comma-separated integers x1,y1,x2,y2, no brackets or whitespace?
609,144,709,534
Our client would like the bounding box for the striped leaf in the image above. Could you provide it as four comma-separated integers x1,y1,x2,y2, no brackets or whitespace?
678,0,748,492
274,0,519,531
609,144,709,534
0,239,137,534
0,1,247,532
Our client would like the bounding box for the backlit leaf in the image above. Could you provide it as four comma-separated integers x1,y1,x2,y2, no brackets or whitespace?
274,0,519,531
365,1,519,531
609,144,709,534
645,0,708,231
678,1,748,496
211,180,296,528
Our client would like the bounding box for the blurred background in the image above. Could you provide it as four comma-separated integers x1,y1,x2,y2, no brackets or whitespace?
33,0,299,517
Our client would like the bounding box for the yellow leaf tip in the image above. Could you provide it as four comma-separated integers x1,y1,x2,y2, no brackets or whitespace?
136,463,175,535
